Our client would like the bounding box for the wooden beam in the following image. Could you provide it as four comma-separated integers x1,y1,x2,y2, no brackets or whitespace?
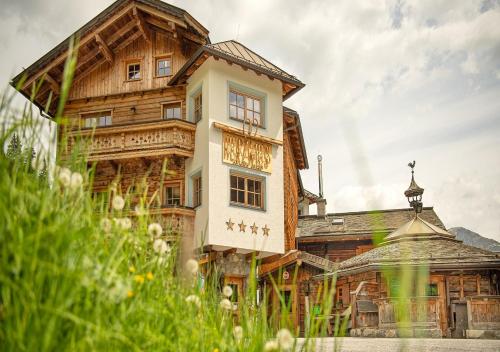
95,34,114,64
145,16,175,33
133,7,151,43
76,47,101,69
23,3,134,90
222,248,237,257
114,31,142,52
44,73,60,94
135,3,187,29
106,20,137,46
72,57,108,86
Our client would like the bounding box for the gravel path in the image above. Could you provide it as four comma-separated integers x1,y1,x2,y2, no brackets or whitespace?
295,337,500,352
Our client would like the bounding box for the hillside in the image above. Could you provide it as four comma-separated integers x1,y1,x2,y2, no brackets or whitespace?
448,227,500,252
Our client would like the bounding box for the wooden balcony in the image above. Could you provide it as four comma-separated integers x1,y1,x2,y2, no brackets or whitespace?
466,296,500,331
66,119,196,161
374,296,440,330
146,206,195,240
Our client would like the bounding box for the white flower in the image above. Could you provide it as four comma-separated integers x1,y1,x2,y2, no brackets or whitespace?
153,239,169,254
100,218,112,233
112,195,125,211
223,285,233,298
276,328,294,351
70,172,83,190
148,223,163,238
264,340,279,352
185,259,198,275
58,167,71,187
118,217,132,230
185,294,201,308
233,325,243,341
219,298,232,311
134,205,147,216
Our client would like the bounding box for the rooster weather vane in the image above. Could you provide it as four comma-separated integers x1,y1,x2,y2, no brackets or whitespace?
404,160,424,214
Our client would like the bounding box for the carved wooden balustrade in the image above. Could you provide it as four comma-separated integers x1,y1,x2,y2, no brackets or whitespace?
65,119,196,161
148,206,195,240
466,296,500,331
374,296,440,329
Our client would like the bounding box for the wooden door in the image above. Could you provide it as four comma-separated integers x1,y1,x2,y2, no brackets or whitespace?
430,275,447,334
274,284,298,331
451,303,468,338
224,276,244,307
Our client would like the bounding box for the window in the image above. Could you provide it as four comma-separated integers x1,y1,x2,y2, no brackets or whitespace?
229,90,263,126
127,62,141,80
164,184,181,206
156,57,172,77
82,111,112,128
193,92,202,123
426,283,438,297
193,175,202,208
230,173,264,209
163,102,182,120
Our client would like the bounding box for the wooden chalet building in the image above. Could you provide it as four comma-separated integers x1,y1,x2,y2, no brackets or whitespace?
11,0,309,304
313,169,500,339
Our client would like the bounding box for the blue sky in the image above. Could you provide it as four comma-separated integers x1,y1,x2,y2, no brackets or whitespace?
1,0,499,240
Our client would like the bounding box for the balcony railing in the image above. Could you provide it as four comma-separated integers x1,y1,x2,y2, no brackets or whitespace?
466,296,500,331
66,119,196,161
147,206,195,240
374,296,440,329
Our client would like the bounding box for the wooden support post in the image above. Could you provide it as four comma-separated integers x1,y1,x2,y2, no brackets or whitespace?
43,73,60,95
95,34,114,64
133,6,151,43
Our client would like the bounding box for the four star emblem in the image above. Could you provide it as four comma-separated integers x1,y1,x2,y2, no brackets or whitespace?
226,218,234,230
238,220,247,232
262,224,270,236
250,222,258,235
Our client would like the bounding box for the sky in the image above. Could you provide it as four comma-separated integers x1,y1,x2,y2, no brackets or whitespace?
0,0,499,241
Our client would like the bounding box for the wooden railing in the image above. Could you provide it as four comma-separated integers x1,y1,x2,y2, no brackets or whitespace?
145,206,195,239
374,296,440,329
66,119,196,161
466,296,500,331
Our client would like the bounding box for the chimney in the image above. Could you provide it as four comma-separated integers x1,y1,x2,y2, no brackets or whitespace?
317,155,327,217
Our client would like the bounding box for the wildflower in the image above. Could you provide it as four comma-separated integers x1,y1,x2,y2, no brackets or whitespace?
70,171,83,189
118,217,132,230
146,272,154,281
153,239,169,254
58,167,71,187
185,258,199,275
112,195,125,211
129,266,136,273
185,294,201,308
213,349,219,352
134,205,147,216
219,298,232,311
263,340,279,352
134,275,145,284
100,218,112,233
127,290,134,298
233,325,243,342
276,328,294,351
223,285,233,298
148,223,163,238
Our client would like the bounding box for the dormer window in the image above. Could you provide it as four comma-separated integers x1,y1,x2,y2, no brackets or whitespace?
127,62,141,80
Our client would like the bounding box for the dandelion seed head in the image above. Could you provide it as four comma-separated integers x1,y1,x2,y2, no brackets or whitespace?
264,339,279,352
118,217,132,230
58,167,71,187
112,195,125,211
70,172,83,189
233,325,243,341
223,285,233,298
153,239,169,254
219,298,232,311
185,294,201,308
100,218,112,233
185,258,199,275
276,328,294,351
148,223,163,238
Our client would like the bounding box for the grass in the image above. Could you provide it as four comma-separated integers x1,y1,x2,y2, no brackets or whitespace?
0,39,341,351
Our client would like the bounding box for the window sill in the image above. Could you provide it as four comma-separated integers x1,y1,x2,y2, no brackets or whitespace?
154,75,172,79
229,202,266,213
229,117,265,130
124,78,142,83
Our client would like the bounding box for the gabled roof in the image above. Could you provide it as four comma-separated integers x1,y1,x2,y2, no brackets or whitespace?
11,0,209,116
297,207,445,241
301,189,321,204
283,106,308,169
169,40,304,100
259,250,337,276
